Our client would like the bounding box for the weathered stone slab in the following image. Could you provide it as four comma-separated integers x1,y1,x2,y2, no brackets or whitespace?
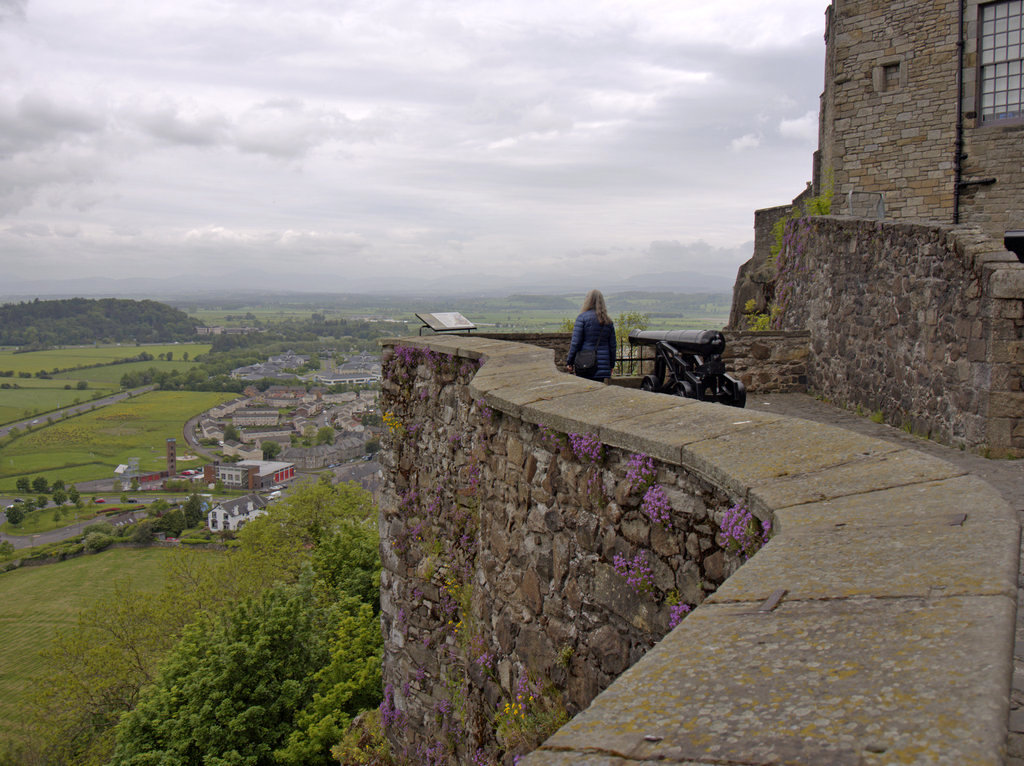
705,518,1019,603
748,448,966,514
598,399,783,465
526,596,1013,766
520,386,676,437
771,475,1013,533
479,377,588,419
683,419,901,500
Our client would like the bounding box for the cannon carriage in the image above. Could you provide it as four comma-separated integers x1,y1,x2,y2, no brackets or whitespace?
628,329,746,408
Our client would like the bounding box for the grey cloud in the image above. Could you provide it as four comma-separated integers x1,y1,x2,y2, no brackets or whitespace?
0,0,26,23
5,222,50,236
134,102,229,147
0,93,104,153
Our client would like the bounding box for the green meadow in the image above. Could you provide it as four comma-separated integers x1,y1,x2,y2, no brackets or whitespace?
0,343,212,376
0,390,233,490
0,379,116,426
0,346,212,425
0,548,186,734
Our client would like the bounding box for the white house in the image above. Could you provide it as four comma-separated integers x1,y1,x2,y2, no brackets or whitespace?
207,494,269,532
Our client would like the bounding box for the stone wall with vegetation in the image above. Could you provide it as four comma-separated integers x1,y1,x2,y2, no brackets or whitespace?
773,216,1024,455
378,334,1018,766
377,339,752,763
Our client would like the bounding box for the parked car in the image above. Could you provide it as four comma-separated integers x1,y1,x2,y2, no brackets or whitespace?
93,497,106,503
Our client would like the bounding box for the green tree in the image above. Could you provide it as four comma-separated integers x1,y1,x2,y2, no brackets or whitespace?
52,488,67,506
32,475,49,494
316,426,335,445
276,596,383,766
262,440,282,460
0,539,14,559
6,505,24,526
37,494,48,509
77,380,88,390
110,579,329,766
154,509,186,537
51,478,65,491
16,476,30,493
182,494,204,528
616,311,650,339
223,423,241,442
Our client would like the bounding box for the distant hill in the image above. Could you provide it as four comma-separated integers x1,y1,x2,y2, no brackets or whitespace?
0,298,197,347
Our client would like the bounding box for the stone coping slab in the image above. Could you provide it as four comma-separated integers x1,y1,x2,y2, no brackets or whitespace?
527,596,1014,766
598,399,784,466
681,418,901,500
771,475,1011,533
747,448,968,516
521,386,687,437
379,336,1019,766
704,517,1019,602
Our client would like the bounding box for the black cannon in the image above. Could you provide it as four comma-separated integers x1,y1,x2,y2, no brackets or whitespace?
628,329,746,408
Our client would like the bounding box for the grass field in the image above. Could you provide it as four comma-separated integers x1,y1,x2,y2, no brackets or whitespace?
0,343,212,376
0,548,190,734
0,380,116,426
0,390,233,490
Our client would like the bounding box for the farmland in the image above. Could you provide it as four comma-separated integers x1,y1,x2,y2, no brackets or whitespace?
0,343,211,375
0,548,193,736
0,345,212,425
0,390,233,490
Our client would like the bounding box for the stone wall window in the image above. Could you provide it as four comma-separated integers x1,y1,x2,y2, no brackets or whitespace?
883,63,901,90
980,0,1024,122
872,59,904,92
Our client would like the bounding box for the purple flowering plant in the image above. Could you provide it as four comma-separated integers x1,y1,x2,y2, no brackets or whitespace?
625,452,657,494
719,502,772,559
641,484,672,529
613,550,654,594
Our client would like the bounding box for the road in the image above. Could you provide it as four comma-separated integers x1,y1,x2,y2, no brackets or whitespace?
0,507,147,549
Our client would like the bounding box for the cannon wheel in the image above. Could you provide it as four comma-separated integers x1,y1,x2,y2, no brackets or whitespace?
731,379,747,408
640,375,660,393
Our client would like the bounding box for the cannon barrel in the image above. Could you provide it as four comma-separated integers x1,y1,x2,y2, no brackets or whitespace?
629,329,726,356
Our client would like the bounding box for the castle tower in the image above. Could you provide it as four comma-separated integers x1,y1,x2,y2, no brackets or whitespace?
816,0,1024,235
166,438,177,475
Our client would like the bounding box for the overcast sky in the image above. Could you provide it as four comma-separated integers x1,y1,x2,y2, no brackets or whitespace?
0,0,830,293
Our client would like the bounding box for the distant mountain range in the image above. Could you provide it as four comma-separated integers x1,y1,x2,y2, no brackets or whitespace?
0,268,737,301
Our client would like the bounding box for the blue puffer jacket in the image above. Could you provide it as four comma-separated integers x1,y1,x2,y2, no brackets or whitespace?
566,310,616,380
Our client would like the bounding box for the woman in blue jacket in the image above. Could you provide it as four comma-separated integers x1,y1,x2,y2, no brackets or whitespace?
565,289,616,381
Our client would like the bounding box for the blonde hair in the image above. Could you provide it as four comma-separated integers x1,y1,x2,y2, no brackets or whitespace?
581,289,611,325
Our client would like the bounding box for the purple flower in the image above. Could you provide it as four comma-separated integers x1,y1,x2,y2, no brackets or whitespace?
641,484,672,528
613,550,654,593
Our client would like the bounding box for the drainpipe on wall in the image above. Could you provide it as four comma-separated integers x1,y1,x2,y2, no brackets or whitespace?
954,0,965,224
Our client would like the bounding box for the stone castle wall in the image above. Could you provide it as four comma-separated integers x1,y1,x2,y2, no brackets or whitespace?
819,0,1024,235
377,334,1018,766
821,0,960,222
773,216,1024,454
377,340,747,763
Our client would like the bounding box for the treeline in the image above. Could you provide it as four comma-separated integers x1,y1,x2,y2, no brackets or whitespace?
0,298,197,347
5,481,384,766
208,318,408,353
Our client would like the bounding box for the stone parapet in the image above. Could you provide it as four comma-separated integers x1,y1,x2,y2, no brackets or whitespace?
722,330,810,393
377,335,1018,765
774,217,1024,456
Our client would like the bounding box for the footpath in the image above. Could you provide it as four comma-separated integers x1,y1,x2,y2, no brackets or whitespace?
747,394,1024,762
